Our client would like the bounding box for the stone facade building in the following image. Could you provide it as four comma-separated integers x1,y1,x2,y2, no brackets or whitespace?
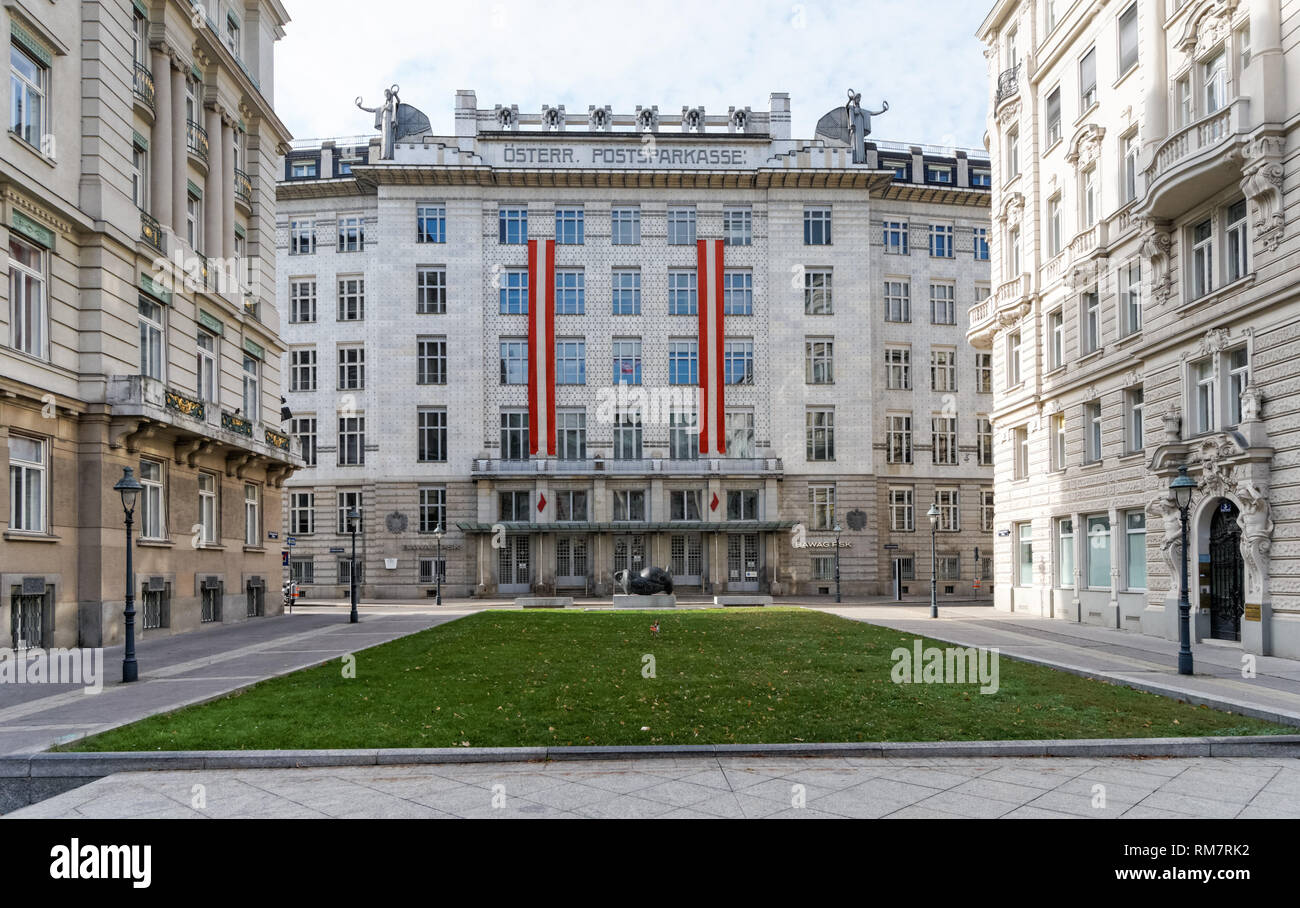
277,91,993,600
1,0,297,649
972,0,1300,656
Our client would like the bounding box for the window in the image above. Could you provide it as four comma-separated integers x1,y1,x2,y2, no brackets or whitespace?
558,410,587,460
556,489,589,522
726,411,755,457
408,337,446,387
1052,411,1067,471
885,158,910,180
935,489,959,531
670,490,702,522
10,43,45,148
808,485,834,530
971,169,992,188
804,270,833,315
131,141,147,210
976,353,993,393
1014,426,1029,479
804,207,832,245
723,208,752,246
1045,87,1061,146
1007,225,1021,274
498,207,527,244
1057,518,1075,587
1079,46,1097,110
1084,400,1103,463
289,220,316,255
555,339,586,385
419,487,446,533
1228,347,1249,425
929,224,954,258
290,160,316,179
555,269,584,315
8,435,45,532
419,558,445,584
338,415,366,466
337,346,364,390
613,410,642,460
138,298,164,380
337,276,364,321
728,489,761,521
887,414,913,464
930,349,956,392
337,559,362,587
974,227,989,260
1081,289,1100,354
418,408,447,463
612,490,646,522
141,585,170,630
1204,50,1226,115
500,410,529,460
889,487,914,531
292,417,317,467
417,267,446,314
1125,510,1146,589
8,238,45,358
1086,515,1111,588
885,347,911,390
1119,259,1142,336
337,216,363,252
723,271,752,315
884,280,910,322
926,164,953,184
669,340,698,385
1193,357,1216,433
883,221,909,254
1238,21,1252,69
1017,523,1033,586
496,339,529,385
1122,132,1140,203
1082,166,1098,227
289,559,313,587
978,416,994,466
1176,75,1193,128
1006,127,1019,180
1126,387,1144,453
290,280,316,323
1118,3,1139,75
336,491,362,534
667,207,696,245
1047,195,1063,257
500,269,528,315
290,348,316,392
1047,309,1064,370
724,339,754,385
981,490,995,532
1226,199,1249,283
1007,331,1022,386
932,416,957,465
611,207,640,245
555,208,584,245
806,339,834,384
929,284,955,325
226,12,241,56
139,458,165,539
417,205,446,244
612,269,641,315
289,490,313,536
806,408,835,461
668,270,697,315
1191,218,1214,299
612,338,642,385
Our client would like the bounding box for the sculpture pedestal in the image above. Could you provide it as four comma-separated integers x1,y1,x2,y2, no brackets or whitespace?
516,597,571,608
714,595,772,607
612,594,677,609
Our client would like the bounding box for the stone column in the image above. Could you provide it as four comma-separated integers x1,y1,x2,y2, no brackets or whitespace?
1140,0,1168,158
222,120,236,259
170,67,187,239
204,106,223,260
149,50,173,229
1247,0,1284,125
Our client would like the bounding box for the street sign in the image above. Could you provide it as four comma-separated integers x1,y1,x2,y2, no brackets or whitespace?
282,551,289,566
287,540,296,547
286,536,296,544
329,546,345,554
267,531,279,540
883,543,899,549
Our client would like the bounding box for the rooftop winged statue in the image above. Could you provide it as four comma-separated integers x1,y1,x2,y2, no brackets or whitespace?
815,89,889,163
356,84,401,159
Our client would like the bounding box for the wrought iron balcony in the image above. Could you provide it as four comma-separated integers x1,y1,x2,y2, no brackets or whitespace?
995,64,1020,105
234,168,252,207
133,62,155,112
187,118,209,163
139,210,165,254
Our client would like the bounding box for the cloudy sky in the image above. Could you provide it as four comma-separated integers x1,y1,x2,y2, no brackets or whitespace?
275,0,991,150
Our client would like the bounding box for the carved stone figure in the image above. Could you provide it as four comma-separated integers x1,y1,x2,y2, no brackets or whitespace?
615,566,675,595
1147,491,1184,585
356,84,400,159
1237,481,1275,594
814,90,889,164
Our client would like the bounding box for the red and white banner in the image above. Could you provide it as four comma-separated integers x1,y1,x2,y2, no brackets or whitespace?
528,239,556,456
697,239,725,454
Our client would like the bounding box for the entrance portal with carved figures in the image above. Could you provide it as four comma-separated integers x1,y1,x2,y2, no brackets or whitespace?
1208,500,1244,642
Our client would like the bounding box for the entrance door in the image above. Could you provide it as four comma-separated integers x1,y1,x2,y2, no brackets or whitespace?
613,534,646,581
498,535,531,593
670,533,703,586
555,535,588,589
1209,501,1244,642
727,533,761,591
10,591,44,650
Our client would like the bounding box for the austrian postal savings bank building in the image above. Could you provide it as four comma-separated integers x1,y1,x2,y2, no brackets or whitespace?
276,91,994,599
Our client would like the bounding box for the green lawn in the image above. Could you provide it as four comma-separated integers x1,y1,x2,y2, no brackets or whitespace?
67,609,1292,751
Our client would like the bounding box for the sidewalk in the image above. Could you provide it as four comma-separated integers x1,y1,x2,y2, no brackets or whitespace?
0,608,471,755
813,603,1300,727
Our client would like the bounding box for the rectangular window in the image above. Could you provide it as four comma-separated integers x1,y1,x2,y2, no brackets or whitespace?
1192,218,1214,298
976,353,993,393
498,339,528,385
337,346,364,390
1120,259,1142,336
290,348,317,392
417,408,448,463
667,207,696,245
338,415,366,466
498,207,528,244
931,416,957,465
723,271,752,315
724,339,754,385
1176,76,1193,128
555,269,585,315
500,410,529,461
804,207,832,245
884,280,910,322
612,490,646,522
418,559,445,584
723,208,752,246
887,414,913,464
417,337,447,385
1122,132,1140,203
889,487,914,532
337,216,363,252
805,270,833,315
7,238,44,359
1052,411,1067,471
930,349,957,392
556,489,589,522
926,164,953,184
1007,331,1022,387
1017,523,1033,586
1006,128,1019,180
1057,518,1075,587
935,488,959,532
929,224,954,258
613,410,642,460
417,267,447,314
1086,515,1111,588
141,586,169,630
290,279,317,323
669,410,698,461
197,471,219,543
1226,199,1249,283
1048,309,1064,370
555,339,586,385
137,458,165,539
292,417,317,467
1079,46,1097,110
284,491,314,539
929,283,955,325
419,487,446,534
1081,290,1100,355
558,410,587,460
612,269,641,315
670,490,702,522
611,207,640,245
417,205,446,244
885,346,911,390
1124,510,1147,589
289,220,316,255
612,338,642,385
883,221,909,254
1014,426,1029,479
806,339,834,384
668,270,698,315
337,276,364,321
336,491,362,534
981,490,995,532
8,435,45,532
1194,357,1216,433
808,485,834,530
555,208,584,245
500,269,528,314
974,227,989,260
971,169,992,188
138,297,164,380
1118,3,1139,75
1204,50,1226,115
1126,387,1144,453
1228,347,1249,425
1045,87,1061,146
806,408,835,461
978,416,994,466
726,411,755,458
10,43,46,148
1085,400,1103,463
1047,196,1062,256
668,340,698,385
1082,167,1097,227
1007,225,1021,273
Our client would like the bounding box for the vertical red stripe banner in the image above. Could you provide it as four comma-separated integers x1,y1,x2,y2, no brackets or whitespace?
697,239,725,455
527,239,556,456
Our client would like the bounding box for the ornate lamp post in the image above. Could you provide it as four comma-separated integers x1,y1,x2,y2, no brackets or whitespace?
833,523,843,603
113,467,143,682
927,503,940,619
434,522,445,606
347,508,361,624
1171,466,1198,675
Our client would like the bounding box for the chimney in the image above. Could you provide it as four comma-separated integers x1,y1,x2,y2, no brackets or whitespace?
320,141,335,178
456,90,478,137
769,92,790,139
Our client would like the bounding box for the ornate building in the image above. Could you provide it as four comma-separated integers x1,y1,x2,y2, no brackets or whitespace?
1,0,297,649
972,0,1298,656
276,91,995,600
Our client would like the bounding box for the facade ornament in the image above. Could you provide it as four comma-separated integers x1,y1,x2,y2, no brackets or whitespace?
1198,326,1231,356
1147,490,1184,585
996,98,1021,129
1065,123,1105,170
1136,215,1175,304
540,104,565,131
635,105,659,132
1240,134,1285,252
588,105,612,131
1000,191,1024,226
493,104,520,130
1162,407,1182,442
1236,481,1274,596
681,106,705,133
728,106,751,133
1181,0,1240,58
1121,368,1143,388
1239,382,1263,422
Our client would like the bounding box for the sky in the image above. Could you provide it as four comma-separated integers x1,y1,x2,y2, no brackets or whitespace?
275,0,991,151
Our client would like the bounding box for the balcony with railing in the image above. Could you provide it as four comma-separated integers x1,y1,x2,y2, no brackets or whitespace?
1141,98,1250,219
967,272,1031,347
234,168,252,207
132,62,155,113
995,63,1020,106
187,119,209,163
139,210,165,254
471,456,783,478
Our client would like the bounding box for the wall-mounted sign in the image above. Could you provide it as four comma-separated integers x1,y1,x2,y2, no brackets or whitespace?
329,547,345,554
997,529,1011,537
1245,603,1261,622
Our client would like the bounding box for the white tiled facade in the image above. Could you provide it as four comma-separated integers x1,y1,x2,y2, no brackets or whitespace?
973,0,1300,657
278,91,993,599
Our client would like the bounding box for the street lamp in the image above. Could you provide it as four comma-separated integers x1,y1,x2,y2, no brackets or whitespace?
433,522,445,606
927,503,940,619
346,508,361,624
1171,465,1198,676
833,523,843,603
113,467,143,682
